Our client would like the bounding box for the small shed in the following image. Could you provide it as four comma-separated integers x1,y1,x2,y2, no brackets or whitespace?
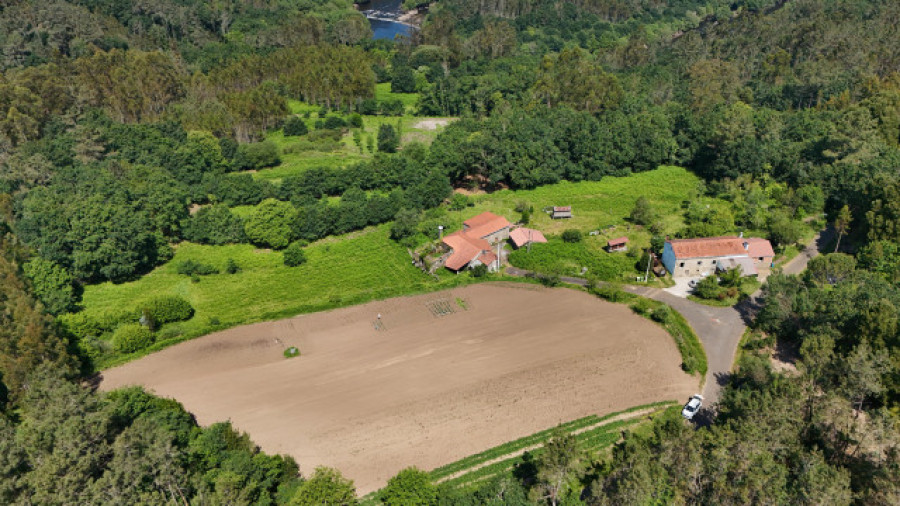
607,236,629,253
551,206,572,219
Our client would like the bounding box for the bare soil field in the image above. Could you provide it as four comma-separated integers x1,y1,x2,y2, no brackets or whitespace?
100,283,697,494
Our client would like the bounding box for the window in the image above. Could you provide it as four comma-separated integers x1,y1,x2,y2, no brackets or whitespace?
679,262,684,267
697,261,702,265
759,257,763,261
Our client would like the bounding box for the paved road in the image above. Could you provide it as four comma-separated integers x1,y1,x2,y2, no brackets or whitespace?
622,286,746,404
505,227,833,406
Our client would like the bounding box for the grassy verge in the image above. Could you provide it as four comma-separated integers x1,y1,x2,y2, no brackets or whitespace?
590,285,707,377
429,401,674,487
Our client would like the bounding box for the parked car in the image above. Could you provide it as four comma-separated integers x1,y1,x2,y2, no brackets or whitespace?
688,279,699,288
682,394,703,420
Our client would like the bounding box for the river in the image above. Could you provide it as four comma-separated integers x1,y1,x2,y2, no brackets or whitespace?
359,0,414,40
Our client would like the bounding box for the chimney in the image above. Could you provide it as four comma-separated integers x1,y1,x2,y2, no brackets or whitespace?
743,242,749,250
739,231,743,238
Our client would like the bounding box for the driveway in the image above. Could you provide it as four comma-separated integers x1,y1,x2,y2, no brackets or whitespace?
664,277,701,298
623,286,744,405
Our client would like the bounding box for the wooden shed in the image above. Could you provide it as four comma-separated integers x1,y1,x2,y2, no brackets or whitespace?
551,206,572,219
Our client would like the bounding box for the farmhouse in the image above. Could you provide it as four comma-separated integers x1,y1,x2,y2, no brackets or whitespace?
551,206,573,219
662,236,775,278
509,227,548,249
442,212,511,272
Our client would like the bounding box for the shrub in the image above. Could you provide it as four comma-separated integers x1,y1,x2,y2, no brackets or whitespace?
23,257,78,315
650,306,672,324
113,323,155,353
225,258,241,274
183,205,246,245
283,242,308,267
561,229,582,243
322,115,347,130
470,264,488,277
390,208,420,241
244,198,298,249
380,98,404,116
391,65,416,93
694,275,721,300
283,116,308,136
284,346,301,358
234,141,281,170
59,312,103,340
380,467,435,506
378,124,399,153
348,113,363,128
308,129,343,142
448,194,470,211
176,259,219,276
138,296,194,325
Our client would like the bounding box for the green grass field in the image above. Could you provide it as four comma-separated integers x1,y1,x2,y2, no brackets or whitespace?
445,166,698,238
250,93,453,182
80,225,466,368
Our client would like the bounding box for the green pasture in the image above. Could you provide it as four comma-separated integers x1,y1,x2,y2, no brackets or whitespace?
81,225,461,368
444,166,699,237
251,95,453,182
375,82,419,110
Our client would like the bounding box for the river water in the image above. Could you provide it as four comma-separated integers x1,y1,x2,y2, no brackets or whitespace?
360,0,413,40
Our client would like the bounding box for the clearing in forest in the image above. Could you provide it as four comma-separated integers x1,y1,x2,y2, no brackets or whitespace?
100,283,697,494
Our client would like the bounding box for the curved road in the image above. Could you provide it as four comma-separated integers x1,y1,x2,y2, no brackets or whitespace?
508,227,833,406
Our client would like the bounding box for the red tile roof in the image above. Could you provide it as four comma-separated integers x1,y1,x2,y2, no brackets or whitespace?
668,236,775,260
608,236,629,247
463,212,511,240
744,237,775,258
509,227,548,248
668,236,748,258
442,231,491,271
553,206,571,212
476,251,497,267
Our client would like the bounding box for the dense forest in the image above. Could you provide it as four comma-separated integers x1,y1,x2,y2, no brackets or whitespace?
2,0,900,503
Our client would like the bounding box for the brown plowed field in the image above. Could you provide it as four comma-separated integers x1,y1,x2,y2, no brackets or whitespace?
100,283,697,494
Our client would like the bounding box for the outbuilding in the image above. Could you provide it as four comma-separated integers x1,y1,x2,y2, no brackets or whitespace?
607,236,629,253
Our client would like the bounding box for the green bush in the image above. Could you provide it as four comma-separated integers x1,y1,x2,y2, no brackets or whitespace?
283,116,308,136
650,306,672,324
283,242,308,267
23,257,78,315
113,323,155,353
348,113,363,128
138,296,194,325
470,264,488,277
561,229,582,243
284,346,301,358
225,258,241,274
244,198,298,250
378,124,400,153
380,467,435,506
322,115,347,130
59,313,103,340
234,141,281,170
